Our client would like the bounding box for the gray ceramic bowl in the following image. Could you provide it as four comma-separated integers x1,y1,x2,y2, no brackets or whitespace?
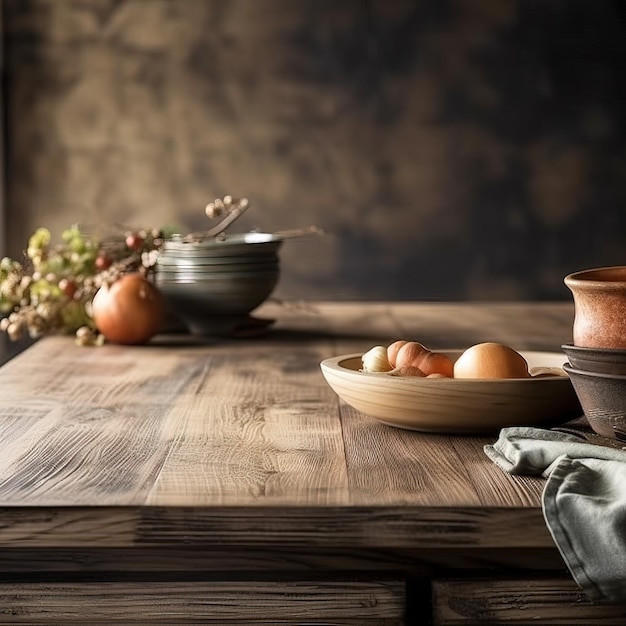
155,233,283,335
155,263,279,279
162,233,283,258
562,362,626,439
156,269,279,282
156,258,279,271
562,343,626,375
155,271,279,336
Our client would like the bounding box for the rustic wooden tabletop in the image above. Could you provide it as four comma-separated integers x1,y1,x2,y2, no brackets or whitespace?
0,300,577,527
2,300,620,625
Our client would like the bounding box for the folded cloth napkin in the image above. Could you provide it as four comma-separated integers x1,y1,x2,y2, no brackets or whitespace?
485,427,626,604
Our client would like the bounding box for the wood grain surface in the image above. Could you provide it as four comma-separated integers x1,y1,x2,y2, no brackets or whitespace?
0,301,591,623
0,579,405,625
432,577,626,624
0,302,575,520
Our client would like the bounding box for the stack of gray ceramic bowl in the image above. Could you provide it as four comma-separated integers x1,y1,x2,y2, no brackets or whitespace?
155,232,282,336
562,344,626,440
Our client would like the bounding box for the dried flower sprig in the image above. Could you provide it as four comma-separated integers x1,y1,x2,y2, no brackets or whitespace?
183,195,251,242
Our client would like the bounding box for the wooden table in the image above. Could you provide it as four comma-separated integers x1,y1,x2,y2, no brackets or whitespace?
0,301,624,625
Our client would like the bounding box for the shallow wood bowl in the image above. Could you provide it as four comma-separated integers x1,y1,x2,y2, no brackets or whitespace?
320,351,581,434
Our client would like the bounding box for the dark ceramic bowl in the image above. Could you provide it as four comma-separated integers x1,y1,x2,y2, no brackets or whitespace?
562,362,626,439
562,343,626,376
155,271,279,336
156,258,279,272
155,263,279,280
162,233,283,258
156,264,279,283
155,233,283,336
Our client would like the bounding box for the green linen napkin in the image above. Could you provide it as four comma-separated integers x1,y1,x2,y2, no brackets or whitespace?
485,427,626,604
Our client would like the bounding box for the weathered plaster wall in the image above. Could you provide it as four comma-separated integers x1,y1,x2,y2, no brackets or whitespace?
3,0,626,300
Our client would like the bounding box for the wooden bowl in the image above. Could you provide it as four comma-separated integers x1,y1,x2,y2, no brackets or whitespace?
320,351,581,434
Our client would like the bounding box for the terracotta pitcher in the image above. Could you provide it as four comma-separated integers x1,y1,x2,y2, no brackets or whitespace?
564,266,626,348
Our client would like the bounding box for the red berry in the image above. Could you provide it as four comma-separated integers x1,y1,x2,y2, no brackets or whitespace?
95,255,112,271
125,233,144,251
58,278,77,298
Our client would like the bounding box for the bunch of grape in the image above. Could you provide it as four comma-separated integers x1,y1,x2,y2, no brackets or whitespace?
0,225,165,343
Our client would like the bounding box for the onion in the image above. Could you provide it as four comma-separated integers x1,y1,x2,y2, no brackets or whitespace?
91,273,164,345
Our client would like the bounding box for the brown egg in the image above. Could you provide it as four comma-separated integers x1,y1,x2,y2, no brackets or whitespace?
453,342,530,379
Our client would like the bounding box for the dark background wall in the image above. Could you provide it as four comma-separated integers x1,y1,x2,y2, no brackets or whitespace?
2,0,625,301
